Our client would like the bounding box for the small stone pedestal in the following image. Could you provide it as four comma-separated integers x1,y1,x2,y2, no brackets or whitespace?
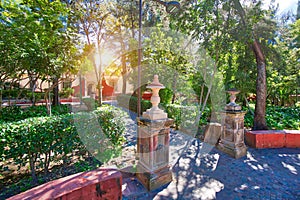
217,89,247,159
136,75,173,191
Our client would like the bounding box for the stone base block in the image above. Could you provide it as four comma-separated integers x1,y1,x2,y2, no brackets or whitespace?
217,142,247,159
136,164,172,191
203,123,222,146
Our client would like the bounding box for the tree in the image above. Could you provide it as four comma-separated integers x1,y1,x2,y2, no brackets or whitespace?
175,0,279,130
231,0,270,130
0,0,79,106
105,0,139,94
72,0,115,105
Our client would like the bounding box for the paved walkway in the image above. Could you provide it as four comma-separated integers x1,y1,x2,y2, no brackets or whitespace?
113,108,300,200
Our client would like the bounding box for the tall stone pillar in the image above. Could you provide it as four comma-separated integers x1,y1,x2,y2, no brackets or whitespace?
136,75,173,191
217,89,247,159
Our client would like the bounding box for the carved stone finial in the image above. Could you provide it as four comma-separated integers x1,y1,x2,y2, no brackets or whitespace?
142,75,167,120
147,74,164,88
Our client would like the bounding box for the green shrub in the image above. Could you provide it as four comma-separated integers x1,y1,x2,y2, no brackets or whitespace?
0,105,126,183
244,106,300,130
1,89,46,100
117,94,151,114
1,89,29,99
82,97,98,111
59,87,74,98
0,105,71,122
162,104,210,130
159,88,173,104
0,115,81,183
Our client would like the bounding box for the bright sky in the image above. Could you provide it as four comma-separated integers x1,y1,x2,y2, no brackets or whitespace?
263,0,298,15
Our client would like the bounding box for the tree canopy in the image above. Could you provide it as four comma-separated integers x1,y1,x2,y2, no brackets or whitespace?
0,0,299,129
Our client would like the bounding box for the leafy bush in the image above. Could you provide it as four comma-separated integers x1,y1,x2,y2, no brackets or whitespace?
117,94,151,114
1,89,46,100
162,104,210,130
59,87,74,98
244,106,300,130
0,115,81,183
1,89,29,99
0,105,71,122
82,97,98,111
0,105,126,183
159,88,173,104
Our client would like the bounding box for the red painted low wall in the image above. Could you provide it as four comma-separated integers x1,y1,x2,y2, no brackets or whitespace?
245,130,300,149
7,168,122,200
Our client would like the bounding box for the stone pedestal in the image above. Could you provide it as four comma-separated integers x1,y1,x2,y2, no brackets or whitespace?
136,75,173,191
217,89,247,159
136,118,173,191
217,111,247,159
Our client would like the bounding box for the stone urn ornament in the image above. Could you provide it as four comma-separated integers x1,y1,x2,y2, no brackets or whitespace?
225,88,242,111
142,75,167,120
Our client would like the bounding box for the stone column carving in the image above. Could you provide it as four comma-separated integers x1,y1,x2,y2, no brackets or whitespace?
136,75,173,191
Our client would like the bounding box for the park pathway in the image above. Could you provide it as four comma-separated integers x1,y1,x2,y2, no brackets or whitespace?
102,104,300,200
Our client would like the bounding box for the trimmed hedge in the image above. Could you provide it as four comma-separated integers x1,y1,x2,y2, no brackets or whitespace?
1,89,47,101
0,105,71,122
0,105,126,184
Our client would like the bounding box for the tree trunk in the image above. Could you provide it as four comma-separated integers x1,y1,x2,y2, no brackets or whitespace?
97,79,102,106
52,77,59,106
252,40,268,130
121,39,127,94
171,71,178,104
29,155,38,185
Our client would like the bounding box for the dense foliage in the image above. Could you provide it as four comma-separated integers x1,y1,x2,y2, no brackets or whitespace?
0,0,79,105
162,104,210,131
0,105,71,123
117,94,152,114
82,97,99,111
244,106,300,130
0,105,126,184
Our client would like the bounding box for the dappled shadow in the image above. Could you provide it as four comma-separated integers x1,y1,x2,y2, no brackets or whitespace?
110,105,300,199
150,136,300,200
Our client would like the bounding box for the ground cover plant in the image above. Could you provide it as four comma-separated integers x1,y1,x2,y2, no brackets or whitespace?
0,105,126,199
244,106,300,130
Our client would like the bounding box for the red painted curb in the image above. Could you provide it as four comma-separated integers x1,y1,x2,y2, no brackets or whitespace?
7,168,122,200
245,130,300,149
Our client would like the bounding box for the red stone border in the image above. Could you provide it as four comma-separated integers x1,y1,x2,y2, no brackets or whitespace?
245,130,300,149
7,168,122,200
